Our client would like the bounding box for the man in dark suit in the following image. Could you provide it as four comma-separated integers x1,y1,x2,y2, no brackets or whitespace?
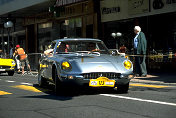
133,26,147,77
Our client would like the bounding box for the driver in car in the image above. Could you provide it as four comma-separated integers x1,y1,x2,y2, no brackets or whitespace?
88,43,99,52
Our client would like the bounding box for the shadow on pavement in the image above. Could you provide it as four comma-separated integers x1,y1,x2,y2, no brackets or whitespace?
134,72,176,84
27,84,121,99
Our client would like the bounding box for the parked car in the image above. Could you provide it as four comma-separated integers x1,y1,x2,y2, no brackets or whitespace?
38,38,134,93
0,52,16,76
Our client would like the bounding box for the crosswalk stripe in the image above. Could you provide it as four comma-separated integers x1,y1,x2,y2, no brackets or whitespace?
20,82,33,86
5,80,15,83
0,91,12,95
130,83,170,88
11,85,42,92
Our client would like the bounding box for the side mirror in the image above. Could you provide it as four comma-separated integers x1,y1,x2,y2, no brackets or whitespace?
109,49,119,56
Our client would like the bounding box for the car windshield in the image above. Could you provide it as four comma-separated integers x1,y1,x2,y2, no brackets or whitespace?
55,40,110,55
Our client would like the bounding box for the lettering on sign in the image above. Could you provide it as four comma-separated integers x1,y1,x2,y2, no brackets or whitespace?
99,81,104,85
128,0,149,15
55,0,85,7
133,0,144,8
101,7,120,14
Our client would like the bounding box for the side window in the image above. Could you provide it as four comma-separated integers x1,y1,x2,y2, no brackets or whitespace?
49,41,56,49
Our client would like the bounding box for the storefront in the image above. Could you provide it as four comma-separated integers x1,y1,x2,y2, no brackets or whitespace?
100,0,176,71
23,0,98,53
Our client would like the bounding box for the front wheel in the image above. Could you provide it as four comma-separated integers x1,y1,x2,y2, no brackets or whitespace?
38,72,48,87
54,68,62,94
8,71,14,76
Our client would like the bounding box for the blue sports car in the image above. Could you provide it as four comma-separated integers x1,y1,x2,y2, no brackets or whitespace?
38,38,134,93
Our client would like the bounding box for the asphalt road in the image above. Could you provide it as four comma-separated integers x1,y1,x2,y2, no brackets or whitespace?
0,73,176,118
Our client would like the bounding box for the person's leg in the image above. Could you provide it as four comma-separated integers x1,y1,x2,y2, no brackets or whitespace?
135,56,141,76
25,58,31,72
16,59,20,72
21,61,25,74
140,55,147,76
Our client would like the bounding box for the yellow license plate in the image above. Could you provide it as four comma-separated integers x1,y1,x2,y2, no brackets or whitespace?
89,77,115,87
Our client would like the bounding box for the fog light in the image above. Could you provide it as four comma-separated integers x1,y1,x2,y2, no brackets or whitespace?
68,75,74,79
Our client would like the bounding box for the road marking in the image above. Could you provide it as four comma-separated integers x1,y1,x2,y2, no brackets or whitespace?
11,85,42,92
130,83,170,88
0,91,12,95
20,82,33,86
100,94,176,107
5,80,15,83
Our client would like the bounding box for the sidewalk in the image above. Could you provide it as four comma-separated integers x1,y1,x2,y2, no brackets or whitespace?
131,72,176,85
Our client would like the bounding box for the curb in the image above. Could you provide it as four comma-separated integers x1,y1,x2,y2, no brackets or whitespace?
131,78,176,86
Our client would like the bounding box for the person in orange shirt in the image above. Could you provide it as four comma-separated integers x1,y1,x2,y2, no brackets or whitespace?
14,45,31,75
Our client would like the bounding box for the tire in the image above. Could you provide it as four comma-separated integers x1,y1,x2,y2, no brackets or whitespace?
116,83,129,93
38,72,48,87
54,68,62,94
8,71,14,76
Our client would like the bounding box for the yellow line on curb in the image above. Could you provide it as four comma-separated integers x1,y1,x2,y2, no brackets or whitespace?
130,84,170,88
11,85,42,92
0,91,12,95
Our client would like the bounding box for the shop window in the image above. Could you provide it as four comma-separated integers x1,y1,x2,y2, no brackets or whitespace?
38,22,53,53
60,17,82,38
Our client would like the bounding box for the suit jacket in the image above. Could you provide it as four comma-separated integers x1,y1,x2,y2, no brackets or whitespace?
136,32,147,54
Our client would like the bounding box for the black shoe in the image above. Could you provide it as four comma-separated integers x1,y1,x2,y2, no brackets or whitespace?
135,74,140,77
141,74,147,77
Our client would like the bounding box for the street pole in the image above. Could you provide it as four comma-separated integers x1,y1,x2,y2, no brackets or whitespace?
7,28,10,56
1,28,4,53
4,20,13,58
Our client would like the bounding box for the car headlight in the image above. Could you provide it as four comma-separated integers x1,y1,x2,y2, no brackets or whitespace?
124,60,132,70
61,61,72,70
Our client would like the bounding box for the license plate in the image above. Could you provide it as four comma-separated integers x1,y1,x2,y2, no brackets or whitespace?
89,77,115,87
0,69,5,71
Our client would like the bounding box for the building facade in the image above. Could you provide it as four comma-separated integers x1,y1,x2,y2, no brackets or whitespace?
0,0,176,71
100,0,176,71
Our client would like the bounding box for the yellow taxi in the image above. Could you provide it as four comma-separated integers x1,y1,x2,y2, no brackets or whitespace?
0,54,16,76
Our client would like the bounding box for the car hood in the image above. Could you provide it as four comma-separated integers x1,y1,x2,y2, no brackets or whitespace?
0,58,15,66
61,54,127,73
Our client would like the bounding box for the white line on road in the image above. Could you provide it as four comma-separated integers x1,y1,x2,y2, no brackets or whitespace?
5,80,15,83
100,94,176,107
20,82,33,86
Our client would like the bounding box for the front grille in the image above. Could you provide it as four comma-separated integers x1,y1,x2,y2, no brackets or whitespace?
81,72,121,79
0,66,11,69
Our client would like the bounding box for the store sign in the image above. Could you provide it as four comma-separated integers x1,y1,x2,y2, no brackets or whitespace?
150,0,176,14
100,0,125,22
52,1,92,18
100,0,176,22
128,0,149,15
55,0,85,7
101,7,120,15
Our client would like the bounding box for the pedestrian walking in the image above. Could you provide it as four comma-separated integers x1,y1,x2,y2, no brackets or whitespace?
133,26,147,77
9,44,13,58
13,47,21,73
14,45,31,75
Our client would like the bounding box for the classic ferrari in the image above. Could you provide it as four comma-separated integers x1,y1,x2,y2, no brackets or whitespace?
0,54,16,76
38,38,134,93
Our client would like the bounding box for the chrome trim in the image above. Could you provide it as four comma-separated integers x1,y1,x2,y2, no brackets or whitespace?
81,72,121,79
